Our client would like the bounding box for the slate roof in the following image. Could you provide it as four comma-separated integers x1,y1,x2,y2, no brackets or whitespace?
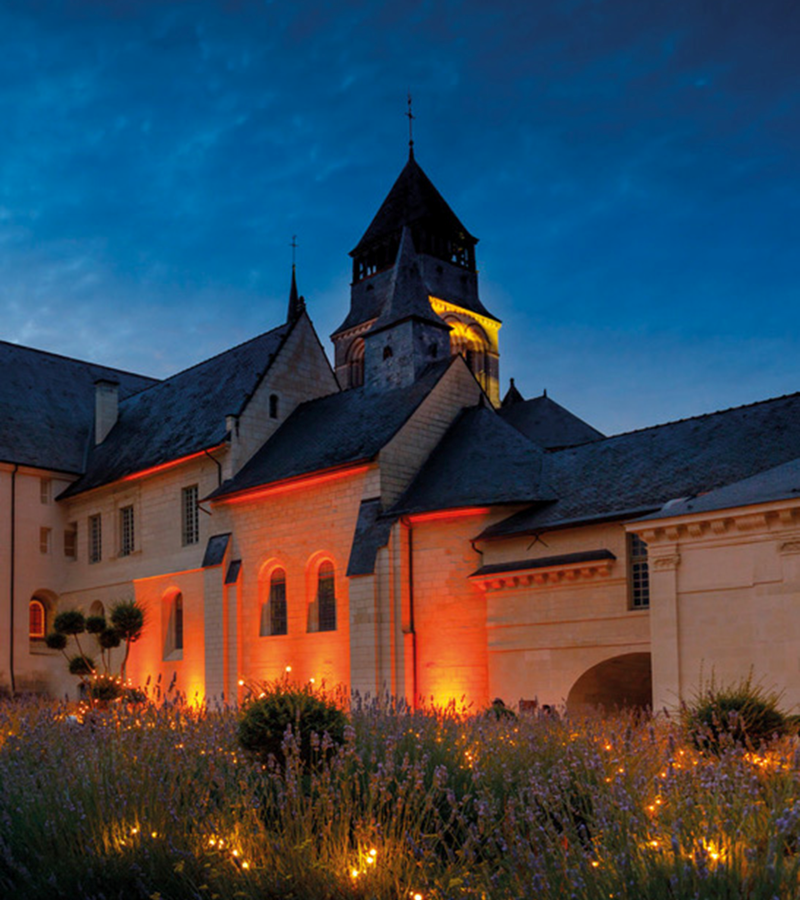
62,322,292,496
471,549,616,578
347,499,395,576
369,227,451,335
210,358,454,499
390,402,556,516
499,393,605,449
0,340,157,473
351,153,476,257
480,391,800,540
639,456,800,521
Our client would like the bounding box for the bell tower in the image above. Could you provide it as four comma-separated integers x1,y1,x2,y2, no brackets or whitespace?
331,149,502,405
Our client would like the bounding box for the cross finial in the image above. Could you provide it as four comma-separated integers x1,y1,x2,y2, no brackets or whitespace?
406,92,415,159
290,234,297,268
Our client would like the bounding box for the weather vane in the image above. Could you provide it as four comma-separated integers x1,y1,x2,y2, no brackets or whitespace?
406,92,415,156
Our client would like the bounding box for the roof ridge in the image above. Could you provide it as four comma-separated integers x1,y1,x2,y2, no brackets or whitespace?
0,338,159,383
130,322,291,391
595,389,800,443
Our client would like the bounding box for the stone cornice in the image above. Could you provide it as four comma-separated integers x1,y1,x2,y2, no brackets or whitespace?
632,502,800,544
471,553,615,591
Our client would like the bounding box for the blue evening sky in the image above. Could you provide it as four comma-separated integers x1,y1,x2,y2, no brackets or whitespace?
1,0,798,435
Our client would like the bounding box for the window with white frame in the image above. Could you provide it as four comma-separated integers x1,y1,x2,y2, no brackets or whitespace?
119,505,135,557
39,527,51,554
89,514,102,563
629,534,650,609
181,485,199,546
40,478,51,504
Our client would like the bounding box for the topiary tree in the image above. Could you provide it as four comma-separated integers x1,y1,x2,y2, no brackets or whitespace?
45,598,146,705
684,672,788,754
238,681,347,769
110,600,145,682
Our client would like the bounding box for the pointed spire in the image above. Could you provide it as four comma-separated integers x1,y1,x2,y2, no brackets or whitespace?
371,227,449,333
406,92,415,161
287,264,305,323
502,377,524,408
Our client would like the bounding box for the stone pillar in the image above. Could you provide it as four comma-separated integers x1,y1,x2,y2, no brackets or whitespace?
649,542,682,711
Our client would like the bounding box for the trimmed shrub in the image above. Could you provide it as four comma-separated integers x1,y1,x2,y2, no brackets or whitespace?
238,682,347,768
85,615,107,635
684,673,787,754
98,628,122,650
53,610,86,635
45,632,68,651
88,674,123,702
68,655,96,676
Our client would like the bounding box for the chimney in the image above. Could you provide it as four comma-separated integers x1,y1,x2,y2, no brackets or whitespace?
94,379,119,444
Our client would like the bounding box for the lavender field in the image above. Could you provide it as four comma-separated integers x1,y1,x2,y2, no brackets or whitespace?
0,694,798,899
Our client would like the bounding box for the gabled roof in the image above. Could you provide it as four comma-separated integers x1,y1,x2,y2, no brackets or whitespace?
390,401,556,516
369,227,451,335
62,322,292,496
639,456,800,521
210,358,454,500
0,340,157,473
351,154,476,256
481,391,800,539
499,393,604,449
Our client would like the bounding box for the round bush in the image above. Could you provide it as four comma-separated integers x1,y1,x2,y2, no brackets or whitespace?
85,615,107,635
98,627,122,650
54,610,86,635
68,655,96,676
45,632,68,651
238,683,347,768
89,674,123,702
685,674,787,754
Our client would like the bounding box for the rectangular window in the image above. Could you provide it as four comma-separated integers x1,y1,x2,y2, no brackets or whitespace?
181,485,199,546
120,506,135,557
40,478,51,504
39,527,51,554
89,514,102,563
64,523,77,559
629,534,650,609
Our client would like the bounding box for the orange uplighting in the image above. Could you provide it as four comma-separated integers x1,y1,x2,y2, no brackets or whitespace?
216,462,372,505
119,444,227,484
406,506,491,525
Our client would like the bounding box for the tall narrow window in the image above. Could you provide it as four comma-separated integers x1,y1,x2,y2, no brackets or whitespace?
39,527,51,554
181,485,199,546
29,600,46,639
89,514,102,563
269,393,279,419
346,338,365,389
174,594,184,651
629,534,650,609
163,590,184,659
120,505,135,557
261,568,287,636
64,523,77,559
40,478,51,504
317,561,336,632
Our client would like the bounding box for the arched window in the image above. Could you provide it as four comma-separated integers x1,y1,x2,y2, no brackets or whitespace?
382,345,393,360
317,561,336,632
269,393,279,419
260,568,287,636
29,599,46,640
163,590,184,659
89,600,105,619
347,338,365,389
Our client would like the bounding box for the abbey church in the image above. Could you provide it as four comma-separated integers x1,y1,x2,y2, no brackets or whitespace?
3,148,800,711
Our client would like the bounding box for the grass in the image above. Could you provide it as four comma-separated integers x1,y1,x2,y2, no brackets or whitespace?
1,692,799,899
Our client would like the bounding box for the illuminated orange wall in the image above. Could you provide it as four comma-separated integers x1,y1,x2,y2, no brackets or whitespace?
406,510,497,709
128,569,207,703
219,467,371,696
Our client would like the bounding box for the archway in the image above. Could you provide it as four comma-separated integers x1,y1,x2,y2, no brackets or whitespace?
567,653,652,711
